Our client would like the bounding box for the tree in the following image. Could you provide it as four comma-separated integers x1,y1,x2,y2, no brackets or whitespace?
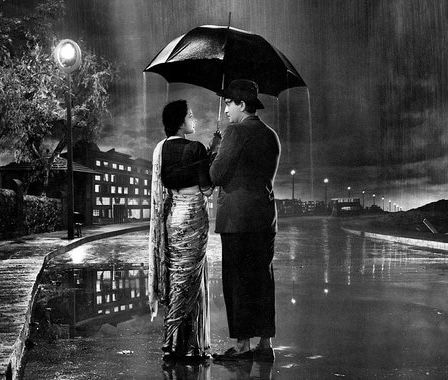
0,0,115,194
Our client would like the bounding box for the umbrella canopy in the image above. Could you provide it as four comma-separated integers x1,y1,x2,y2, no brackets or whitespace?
144,25,306,97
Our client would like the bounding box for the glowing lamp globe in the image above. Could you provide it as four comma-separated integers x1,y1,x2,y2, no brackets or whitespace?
54,39,82,73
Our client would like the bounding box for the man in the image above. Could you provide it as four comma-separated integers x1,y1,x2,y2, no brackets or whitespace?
210,79,280,362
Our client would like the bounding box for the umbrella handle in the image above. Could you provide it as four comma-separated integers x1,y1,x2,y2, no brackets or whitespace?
216,96,223,131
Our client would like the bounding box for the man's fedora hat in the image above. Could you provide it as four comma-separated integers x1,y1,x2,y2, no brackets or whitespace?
217,79,264,109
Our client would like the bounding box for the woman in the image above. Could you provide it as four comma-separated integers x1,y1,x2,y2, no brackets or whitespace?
148,100,218,361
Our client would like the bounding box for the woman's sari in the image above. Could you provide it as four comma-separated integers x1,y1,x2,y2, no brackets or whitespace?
163,191,210,356
149,137,210,357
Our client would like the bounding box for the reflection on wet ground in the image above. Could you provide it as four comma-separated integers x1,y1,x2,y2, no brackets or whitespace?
23,217,448,379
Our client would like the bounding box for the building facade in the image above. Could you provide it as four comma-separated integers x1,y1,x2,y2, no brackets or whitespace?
72,142,151,225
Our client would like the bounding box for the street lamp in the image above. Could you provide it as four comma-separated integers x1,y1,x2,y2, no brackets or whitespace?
382,196,385,210
389,200,391,212
290,169,296,200
362,190,365,209
347,186,351,198
372,193,376,206
323,178,329,206
54,39,82,240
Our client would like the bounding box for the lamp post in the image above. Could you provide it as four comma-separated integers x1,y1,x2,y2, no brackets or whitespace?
372,193,376,206
323,178,329,206
389,200,391,212
54,39,82,240
362,190,365,209
347,186,351,198
290,170,296,200
382,196,385,210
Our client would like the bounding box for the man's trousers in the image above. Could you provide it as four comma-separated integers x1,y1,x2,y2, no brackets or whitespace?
220,232,276,339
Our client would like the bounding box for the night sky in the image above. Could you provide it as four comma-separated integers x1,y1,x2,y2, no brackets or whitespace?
4,0,448,209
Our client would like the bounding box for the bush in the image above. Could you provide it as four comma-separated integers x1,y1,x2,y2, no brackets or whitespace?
24,195,63,234
0,189,17,236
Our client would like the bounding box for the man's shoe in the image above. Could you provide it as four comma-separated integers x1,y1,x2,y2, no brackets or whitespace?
212,347,254,361
253,346,275,362
162,352,177,362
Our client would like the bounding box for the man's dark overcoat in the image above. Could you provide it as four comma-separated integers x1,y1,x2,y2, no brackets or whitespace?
210,115,280,233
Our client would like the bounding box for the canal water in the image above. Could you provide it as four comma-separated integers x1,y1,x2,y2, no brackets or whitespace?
23,217,448,379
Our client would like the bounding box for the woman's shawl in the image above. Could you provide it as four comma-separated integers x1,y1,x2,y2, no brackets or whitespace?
148,138,169,320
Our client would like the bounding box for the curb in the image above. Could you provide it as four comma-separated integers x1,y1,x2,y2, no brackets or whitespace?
4,223,149,380
342,227,448,251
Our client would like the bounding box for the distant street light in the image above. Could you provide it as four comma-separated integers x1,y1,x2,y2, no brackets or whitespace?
54,39,82,240
382,196,385,210
347,186,351,198
389,200,391,212
290,169,296,200
362,190,365,209
323,178,329,206
372,193,376,206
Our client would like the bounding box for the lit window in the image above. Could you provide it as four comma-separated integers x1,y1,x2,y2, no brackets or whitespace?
119,164,124,170
102,197,110,205
135,188,139,195
96,296,102,304
111,174,115,182
144,179,148,186
95,175,101,181
93,209,100,216
120,305,126,311
103,161,109,167
118,187,123,194
127,166,131,172
112,163,117,169
130,177,134,184
124,187,128,194
145,169,149,175
135,178,139,185
95,160,101,166
111,186,116,194
96,197,102,205
94,184,100,193
143,189,147,195
104,173,109,182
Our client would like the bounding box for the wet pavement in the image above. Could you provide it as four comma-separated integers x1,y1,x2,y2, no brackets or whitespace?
22,217,448,379
0,222,149,380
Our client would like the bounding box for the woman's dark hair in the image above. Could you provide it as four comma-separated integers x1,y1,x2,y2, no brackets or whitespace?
162,100,188,137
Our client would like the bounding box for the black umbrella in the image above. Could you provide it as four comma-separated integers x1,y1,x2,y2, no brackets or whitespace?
144,25,306,97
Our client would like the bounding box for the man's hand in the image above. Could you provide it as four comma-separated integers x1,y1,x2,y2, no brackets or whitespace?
208,130,222,154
